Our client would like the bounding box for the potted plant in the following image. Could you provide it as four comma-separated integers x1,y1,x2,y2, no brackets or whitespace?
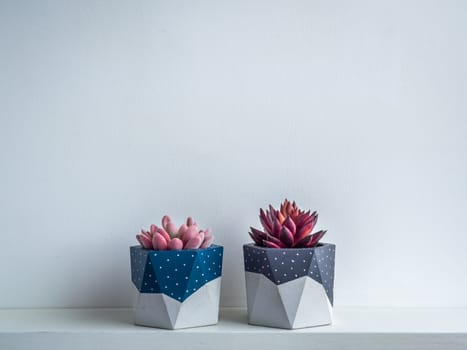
130,215,223,329
243,199,335,329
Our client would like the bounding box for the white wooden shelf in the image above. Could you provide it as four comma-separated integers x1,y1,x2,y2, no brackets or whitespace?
1,307,466,350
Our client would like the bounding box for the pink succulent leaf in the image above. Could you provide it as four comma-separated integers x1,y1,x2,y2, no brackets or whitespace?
153,232,168,250
197,231,205,242
283,216,296,236
161,215,171,230
186,217,194,226
166,221,179,237
263,240,281,249
137,234,153,249
155,227,171,243
177,224,188,237
181,225,198,244
279,226,294,247
141,231,152,241
150,224,157,235
185,234,203,249
200,235,214,248
167,238,183,250
203,228,212,239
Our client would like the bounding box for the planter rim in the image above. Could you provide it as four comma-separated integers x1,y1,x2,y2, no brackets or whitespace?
243,242,334,251
130,244,223,253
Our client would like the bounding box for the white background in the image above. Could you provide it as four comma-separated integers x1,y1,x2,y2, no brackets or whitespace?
1,0,466,308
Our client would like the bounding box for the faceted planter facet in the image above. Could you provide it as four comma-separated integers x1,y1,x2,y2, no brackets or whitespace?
130,245,223,329
243,243,335,329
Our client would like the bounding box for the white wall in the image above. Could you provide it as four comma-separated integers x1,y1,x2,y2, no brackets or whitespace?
1,0,466,308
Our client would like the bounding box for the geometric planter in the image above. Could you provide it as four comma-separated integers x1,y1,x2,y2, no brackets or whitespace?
243,243,335,329
130,244,224,329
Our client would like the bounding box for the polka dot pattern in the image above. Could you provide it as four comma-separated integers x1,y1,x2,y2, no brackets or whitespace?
243,243,335,304
130,245,223,302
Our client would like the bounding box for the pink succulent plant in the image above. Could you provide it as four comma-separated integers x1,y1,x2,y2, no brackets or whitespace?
249,199,327,248
136,215,214,251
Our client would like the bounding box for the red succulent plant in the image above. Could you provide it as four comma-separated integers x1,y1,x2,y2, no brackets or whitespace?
249,199,326,248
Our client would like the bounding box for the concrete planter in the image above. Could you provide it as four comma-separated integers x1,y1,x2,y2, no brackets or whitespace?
130,245,223,329
243,243,335,329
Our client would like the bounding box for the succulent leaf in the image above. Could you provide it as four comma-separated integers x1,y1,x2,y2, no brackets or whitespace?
283,216,296,236
167,237,183,250
259,208,273,233
137,234,152,249
166,221,179,237
200,235,214,248
153,232,168,250
185,234,203,249
162,215,171,229
263,240,281,248
155,227,171,243
280,226,294,247
186,217,194,226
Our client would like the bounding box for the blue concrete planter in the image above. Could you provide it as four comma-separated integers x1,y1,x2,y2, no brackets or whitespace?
130,244,224,329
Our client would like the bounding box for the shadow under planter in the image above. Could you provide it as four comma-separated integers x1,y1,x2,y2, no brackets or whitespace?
243,243,335,329
130,245,224,329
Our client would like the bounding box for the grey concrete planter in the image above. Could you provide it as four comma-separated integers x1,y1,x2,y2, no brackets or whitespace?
243,243,335,329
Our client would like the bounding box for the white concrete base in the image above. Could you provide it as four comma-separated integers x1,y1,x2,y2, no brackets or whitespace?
133,277,221,329
245,272,332,329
